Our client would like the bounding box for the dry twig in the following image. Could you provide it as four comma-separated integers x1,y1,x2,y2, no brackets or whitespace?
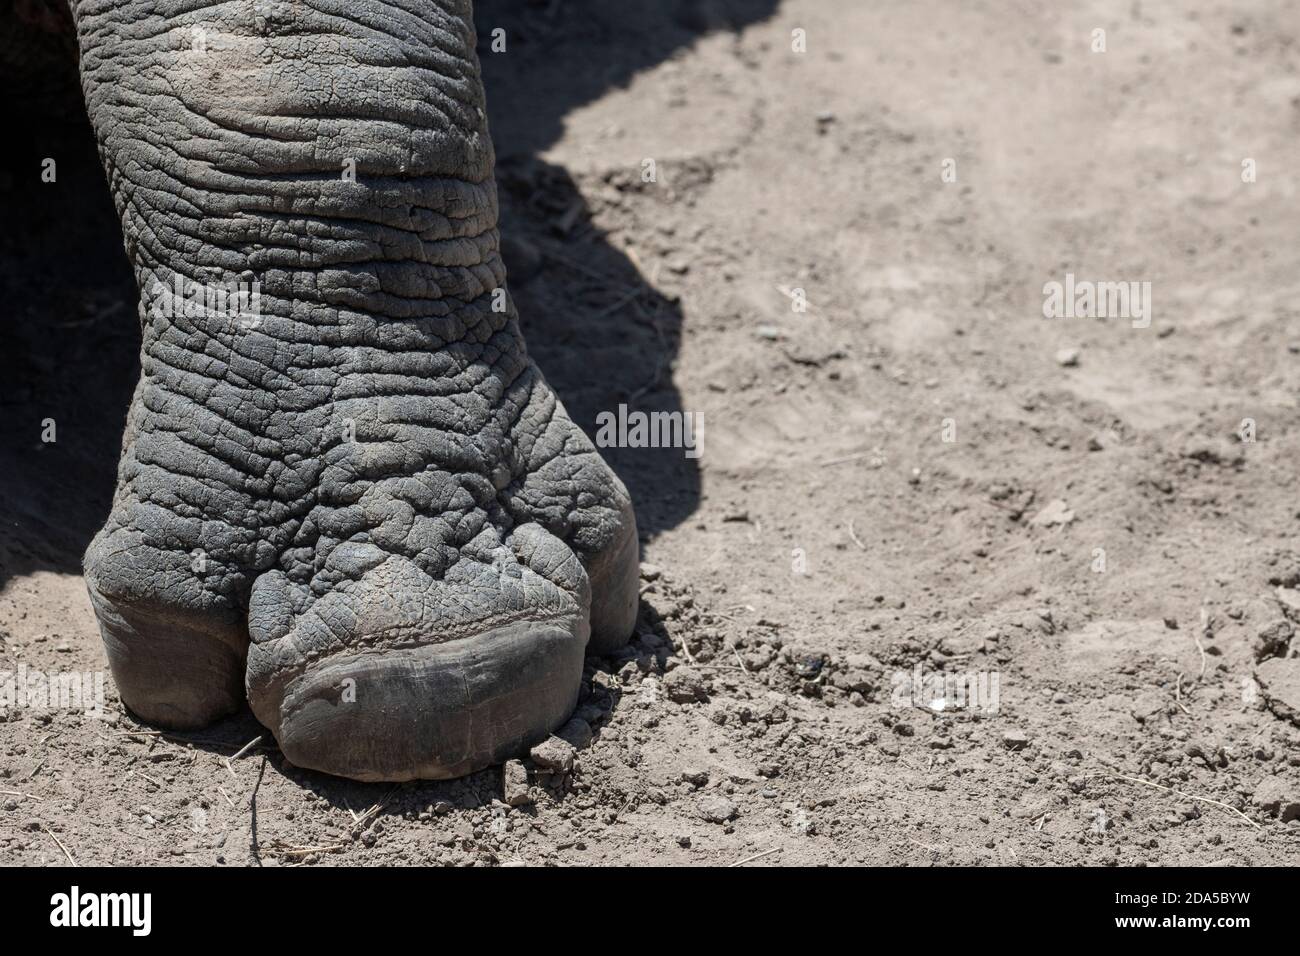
39,823,76,865
1095,770,1260,830
729,847,780,867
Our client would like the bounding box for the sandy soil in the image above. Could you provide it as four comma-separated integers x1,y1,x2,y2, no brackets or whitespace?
3,0,1300,866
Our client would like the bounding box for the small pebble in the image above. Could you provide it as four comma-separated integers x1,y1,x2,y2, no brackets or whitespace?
697,794,738,824
1055,348,1080,367
1003,729,1031,751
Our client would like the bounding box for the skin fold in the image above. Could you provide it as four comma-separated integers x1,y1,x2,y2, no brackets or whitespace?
42,0,640,780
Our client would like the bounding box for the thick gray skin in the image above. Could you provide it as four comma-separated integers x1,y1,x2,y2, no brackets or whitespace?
66,0,639,781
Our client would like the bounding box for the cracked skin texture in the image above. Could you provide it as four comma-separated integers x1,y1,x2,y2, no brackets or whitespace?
71,0,638,781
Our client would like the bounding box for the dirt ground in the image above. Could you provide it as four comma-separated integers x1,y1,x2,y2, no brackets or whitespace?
3,0,1300,866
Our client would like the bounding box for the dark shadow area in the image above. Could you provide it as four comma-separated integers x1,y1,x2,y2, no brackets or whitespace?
476,0,778,159
476,0,779,539
0,100,138,587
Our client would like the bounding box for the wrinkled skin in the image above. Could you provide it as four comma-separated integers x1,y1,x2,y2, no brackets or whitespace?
35,0,640,781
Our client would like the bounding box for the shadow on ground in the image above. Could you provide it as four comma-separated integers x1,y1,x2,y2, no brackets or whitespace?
478,0,781,540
